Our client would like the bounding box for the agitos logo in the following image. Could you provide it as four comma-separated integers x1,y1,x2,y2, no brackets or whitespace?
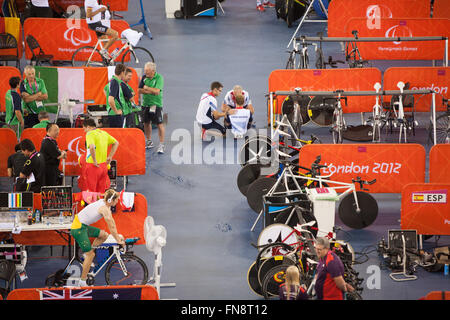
64,26,92,47
67,136,86,158
385,22,413,45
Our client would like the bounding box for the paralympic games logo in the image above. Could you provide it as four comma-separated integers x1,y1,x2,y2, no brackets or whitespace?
68,136,86,158
64,26,92,46
385,24,413,45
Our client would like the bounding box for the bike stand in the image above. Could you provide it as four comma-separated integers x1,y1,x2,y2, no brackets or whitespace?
389,235,418,282
287,0,329,48
130,0,153,39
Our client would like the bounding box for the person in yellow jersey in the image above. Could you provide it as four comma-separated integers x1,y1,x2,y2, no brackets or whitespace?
70,189,125,287
81,117,119,193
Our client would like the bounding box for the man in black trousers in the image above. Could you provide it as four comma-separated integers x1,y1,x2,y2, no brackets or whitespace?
40,122,67,186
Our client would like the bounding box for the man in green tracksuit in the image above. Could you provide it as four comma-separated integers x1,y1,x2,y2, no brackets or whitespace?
32,111,51,128
4,76,24,140
104,64,126,128
20,65,48,128
138,62,165,154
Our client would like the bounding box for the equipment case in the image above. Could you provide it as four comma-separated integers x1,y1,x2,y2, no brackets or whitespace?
181,0,217,18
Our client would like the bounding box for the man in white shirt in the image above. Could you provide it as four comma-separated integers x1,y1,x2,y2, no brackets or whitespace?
196,81,235,137
222,85,255,130
85,0,118,60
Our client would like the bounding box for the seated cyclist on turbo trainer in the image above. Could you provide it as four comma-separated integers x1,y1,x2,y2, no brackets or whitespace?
84,0,118,60
70,189,125,287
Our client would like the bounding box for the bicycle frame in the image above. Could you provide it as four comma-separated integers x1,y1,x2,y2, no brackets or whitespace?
87,37,132,65
372,82,382,142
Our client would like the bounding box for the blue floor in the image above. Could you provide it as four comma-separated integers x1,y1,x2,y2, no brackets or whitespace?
1,0,449,300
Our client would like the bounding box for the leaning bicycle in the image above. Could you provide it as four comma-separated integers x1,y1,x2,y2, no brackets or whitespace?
330,90,347,144
72,37,154,69
45,237,148,287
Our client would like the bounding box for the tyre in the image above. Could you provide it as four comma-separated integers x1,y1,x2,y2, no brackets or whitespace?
257,255,296,288
307,96,335,127
338,191,378,229
257,224,299,258
247,260,265,297
332,113,344,144
315,47,325,69
122,46,154,71
105,253,149,285
72,46,107,67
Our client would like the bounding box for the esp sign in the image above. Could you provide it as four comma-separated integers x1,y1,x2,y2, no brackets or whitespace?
412,190,447,204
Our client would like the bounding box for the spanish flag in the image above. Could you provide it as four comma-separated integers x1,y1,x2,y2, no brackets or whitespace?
413,194,424,202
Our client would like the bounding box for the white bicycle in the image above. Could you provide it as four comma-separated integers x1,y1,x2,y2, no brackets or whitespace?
71,37,154,69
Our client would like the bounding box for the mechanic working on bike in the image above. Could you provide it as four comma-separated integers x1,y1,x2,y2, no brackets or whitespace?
85,0,118,60
70,189,125,287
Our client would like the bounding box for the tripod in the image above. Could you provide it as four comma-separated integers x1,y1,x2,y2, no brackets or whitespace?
130,0,152,39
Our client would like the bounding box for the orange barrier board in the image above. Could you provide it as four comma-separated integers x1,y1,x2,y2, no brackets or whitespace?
0,128,18,176
328,0,430,37
401,183,450,235
7,285,158,300
268,68,382,115
0,0,128,12
298,144,426,193
0,66,21,112
429,144,450,184
344,18,450,61
383,67,449,112
21,128,145,177
23,18,130,61
5,192,148,246
433,0,450,19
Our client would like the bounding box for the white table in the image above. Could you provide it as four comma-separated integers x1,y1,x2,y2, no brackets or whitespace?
0,222,72,233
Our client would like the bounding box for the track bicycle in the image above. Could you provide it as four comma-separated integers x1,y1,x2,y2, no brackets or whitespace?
71,37,154,69
45,236,148,287
364,82,384,142
285,36,317,69
329,90,348,144
345,30,371,68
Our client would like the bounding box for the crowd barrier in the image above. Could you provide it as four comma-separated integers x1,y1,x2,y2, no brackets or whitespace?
23,18,131,62
267,68,382,116
3,192,148,246
298,144,426,193
0,66,21,113
7,285,158,300
344,18,450,61
433,0,450,19
401,183,450,236
327,0,430,37
383,67,449,112
0,17,22,60
21,128,145,177
429,144,450,184
34,65,140,109
0,128,17,176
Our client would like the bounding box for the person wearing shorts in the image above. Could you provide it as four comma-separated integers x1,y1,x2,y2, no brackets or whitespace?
70,189,125,287
85,0,118,60
82,118,119,193
222,85,255,129
138,62,165,153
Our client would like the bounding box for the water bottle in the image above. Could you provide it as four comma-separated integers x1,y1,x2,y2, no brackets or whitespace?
59,211,64,224
445,264,449,276
111,48,119,58
35,209,41,223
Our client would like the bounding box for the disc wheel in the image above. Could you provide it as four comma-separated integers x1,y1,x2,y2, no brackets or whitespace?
105,253,149,286
239,135,273,167
247,259,266,297
72,46,107,67
257,255,296,288
338,191,378,229
237,164,261,196
246,177,286,214
282,95,311,126
257,224,300,258
262,264,291,299
307,96,336,127
121,46,155,71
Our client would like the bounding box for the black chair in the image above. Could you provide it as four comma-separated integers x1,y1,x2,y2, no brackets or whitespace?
26,34,54,66
0,260,16,300
0,33,20,69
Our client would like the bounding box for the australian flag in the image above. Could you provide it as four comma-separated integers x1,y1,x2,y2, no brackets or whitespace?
40,287,142,300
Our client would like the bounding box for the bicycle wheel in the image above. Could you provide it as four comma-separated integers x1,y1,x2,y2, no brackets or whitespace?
238,135,272,167
430,113,450,144
257,224,299,258
247,260,266,297
72,46,107,67
307,96,335,127
338,191,378,229
262,264,289,299
315,47,325,69
257,255,296,288
122,47,154,70
285,52,295,69
105,253,149,285
282,95,311,126
237,163,261,196
246,177,286,214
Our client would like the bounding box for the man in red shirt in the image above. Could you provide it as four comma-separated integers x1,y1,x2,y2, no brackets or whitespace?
314,237,354,300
